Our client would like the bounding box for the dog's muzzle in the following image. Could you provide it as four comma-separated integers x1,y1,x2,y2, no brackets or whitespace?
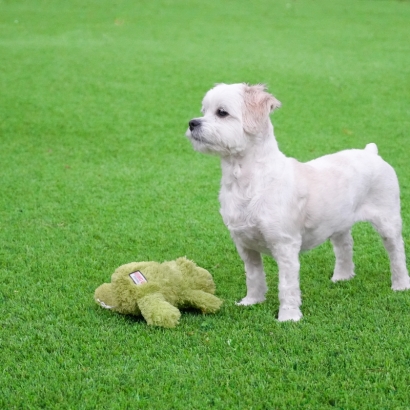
189,119,201,131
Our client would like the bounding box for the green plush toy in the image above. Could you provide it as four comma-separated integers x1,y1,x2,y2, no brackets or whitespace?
94,257,223,328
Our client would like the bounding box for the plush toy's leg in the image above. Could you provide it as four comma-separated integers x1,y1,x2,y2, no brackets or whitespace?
137,293,181,328
183,290,223,313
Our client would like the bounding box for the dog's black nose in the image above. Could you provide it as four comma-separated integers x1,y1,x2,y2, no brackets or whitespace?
189,119,201,131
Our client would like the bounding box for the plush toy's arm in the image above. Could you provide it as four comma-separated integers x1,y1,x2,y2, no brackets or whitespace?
183,290,223,314
137,292,181,328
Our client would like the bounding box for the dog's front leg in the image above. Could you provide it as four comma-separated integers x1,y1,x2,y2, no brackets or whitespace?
272,242,303,322
235,246,267,306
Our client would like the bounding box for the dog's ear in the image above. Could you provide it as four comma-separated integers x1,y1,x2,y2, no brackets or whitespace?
243,84,281,134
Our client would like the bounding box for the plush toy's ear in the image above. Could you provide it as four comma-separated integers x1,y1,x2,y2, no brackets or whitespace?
175,257,198,272
243,84,281,134
176,257,217,294
94,283,116,309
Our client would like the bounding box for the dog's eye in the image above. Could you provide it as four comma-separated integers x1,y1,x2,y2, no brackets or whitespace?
216,109,229,118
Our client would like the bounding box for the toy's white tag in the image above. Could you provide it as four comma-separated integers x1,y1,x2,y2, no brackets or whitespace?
97,299,115,309
129,270,148,285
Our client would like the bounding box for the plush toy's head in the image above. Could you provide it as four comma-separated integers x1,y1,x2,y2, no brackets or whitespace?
94,257,222,328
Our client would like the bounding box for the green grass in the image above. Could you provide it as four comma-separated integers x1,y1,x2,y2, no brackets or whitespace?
1,0,410,408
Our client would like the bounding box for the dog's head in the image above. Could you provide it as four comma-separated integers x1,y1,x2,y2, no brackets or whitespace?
186,83,281,156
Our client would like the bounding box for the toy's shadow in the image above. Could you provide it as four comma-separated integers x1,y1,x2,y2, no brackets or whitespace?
121,314,147,325
120,307,205,326
180,307,204,316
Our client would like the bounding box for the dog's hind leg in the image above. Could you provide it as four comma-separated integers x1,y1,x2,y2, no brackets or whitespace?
370,214,410,291
330,230,355,283
272,242,303,322
235,246,267,306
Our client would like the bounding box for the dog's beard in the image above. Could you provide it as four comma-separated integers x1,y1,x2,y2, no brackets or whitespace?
186,127,215,154
189,128,212,146
186,121,247,156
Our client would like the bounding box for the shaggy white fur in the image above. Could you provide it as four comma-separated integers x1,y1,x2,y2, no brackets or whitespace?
186,83,410,322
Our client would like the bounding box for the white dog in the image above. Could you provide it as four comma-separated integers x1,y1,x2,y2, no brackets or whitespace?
185,83,410,321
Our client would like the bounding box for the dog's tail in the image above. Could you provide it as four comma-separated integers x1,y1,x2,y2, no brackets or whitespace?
364,143,378,155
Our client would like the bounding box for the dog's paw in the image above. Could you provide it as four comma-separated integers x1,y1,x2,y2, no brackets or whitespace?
331,270,355,283
392,277,410,291
236,296,265,306
278,307,303,322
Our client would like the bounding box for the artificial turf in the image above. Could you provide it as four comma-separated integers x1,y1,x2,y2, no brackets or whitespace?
1,0,410,408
